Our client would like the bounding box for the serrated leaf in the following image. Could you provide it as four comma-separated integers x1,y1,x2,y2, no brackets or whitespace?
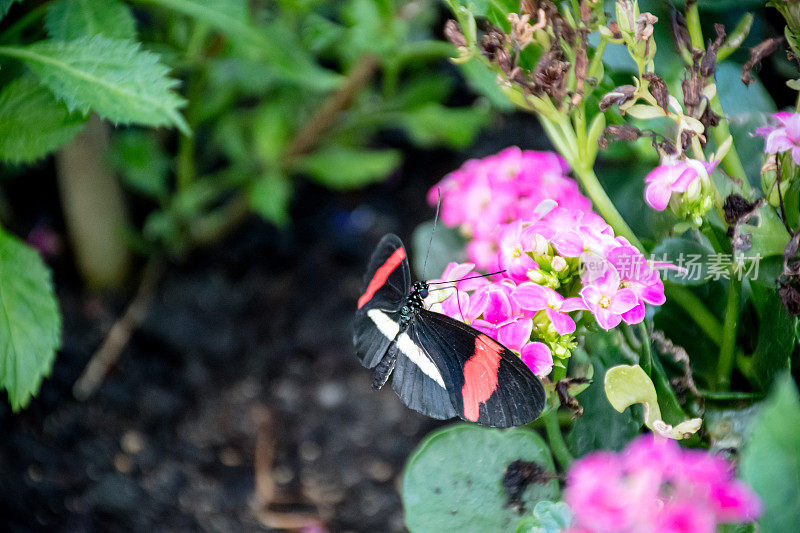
0,77,87,164
294,146,400,190
46,0,137,41
740,375,800,533
0,36,189,133
402,424,559,533
0,229,61,411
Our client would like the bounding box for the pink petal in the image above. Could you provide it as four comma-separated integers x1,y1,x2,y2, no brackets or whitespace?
497,317,533,351
671,167,699,192
441,291,472,321
621,301,645,324
593,307,622,330
609,288,639,314
638,276,666,305
546,307,576,335
520,342,553,377
579,285,602,308
512,283,554,311
792,145,800,166
551,230,584,257
560,297,588,312
765,130,794,153
645,182,673,211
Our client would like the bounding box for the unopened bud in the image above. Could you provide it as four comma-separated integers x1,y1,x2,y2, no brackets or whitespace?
635,13,658,42
599,85,636,111
444,20,467,49
551,256,568,272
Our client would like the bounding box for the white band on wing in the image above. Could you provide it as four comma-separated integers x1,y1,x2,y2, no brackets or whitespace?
367,309,446,388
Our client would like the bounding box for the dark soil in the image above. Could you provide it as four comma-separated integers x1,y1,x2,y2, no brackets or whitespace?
0,115,549,533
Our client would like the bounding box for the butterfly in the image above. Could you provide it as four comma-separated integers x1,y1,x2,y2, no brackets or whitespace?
352,234,545,428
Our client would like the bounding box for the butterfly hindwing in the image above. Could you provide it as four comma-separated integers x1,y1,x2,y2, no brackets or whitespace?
405,309,545,428
353,234,411,368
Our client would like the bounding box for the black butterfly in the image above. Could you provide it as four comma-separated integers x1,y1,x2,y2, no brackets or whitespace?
352,234,545,428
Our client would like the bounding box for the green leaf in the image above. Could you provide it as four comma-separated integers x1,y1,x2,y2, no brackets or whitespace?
515,501,573,533
294,146,400,190
0,77,87,164
714,62,776,186
402,424,559,533
134,0,340,89
740,375,800,533
0,36,189,133
567,358,641,456
46,0,137,40
253,100,292,163
651,236,716,286
0,0,22,20
399,102,490,149
752,293,796,391
109,129,170,199
0,228,61,411
248,170,291,226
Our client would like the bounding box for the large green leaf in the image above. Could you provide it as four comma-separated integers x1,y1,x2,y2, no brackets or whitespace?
715,62,776,186
740,375,800,533
567,358,641,456
46,0,137,40
0,0,22,20
752,294,796,391
399,102,490,149
651,236,716,286
0,77,87,164
402,424,559,533
0,36,188,133
294,146,401,190
0,229,61,411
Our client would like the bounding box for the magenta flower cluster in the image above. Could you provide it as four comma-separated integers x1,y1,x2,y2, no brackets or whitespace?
564,435,761,533
426,147,669,376
755,111,800,164
643,159,716,211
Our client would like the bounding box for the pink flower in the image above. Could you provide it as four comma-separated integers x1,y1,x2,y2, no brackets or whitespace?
564,435,761,533
520,341,553,377
579,267,638,330
497,221,539,282
643,159,710,211
754,111,800,163
606,246,665,325
513,282,586,335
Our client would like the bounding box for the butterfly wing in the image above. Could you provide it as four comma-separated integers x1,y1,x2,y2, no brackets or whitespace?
404,309,545,428
352,234,411,369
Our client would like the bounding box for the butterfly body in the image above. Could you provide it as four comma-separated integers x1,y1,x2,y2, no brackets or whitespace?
353,234,545,428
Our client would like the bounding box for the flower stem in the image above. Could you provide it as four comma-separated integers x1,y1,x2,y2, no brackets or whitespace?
572,163,642,249
684,1,750,193
544,407,573,470
716,278,741,391
663,284,723,346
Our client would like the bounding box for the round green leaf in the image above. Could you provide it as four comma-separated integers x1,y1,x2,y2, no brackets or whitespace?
402,424,559,533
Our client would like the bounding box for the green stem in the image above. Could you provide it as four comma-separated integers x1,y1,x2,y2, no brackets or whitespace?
587,36,608,80
543,408,573,469
637,322,652,375
571,164,642,249
716,278,741,391
684,2,749,192
651,347,690,424
664,284,723,346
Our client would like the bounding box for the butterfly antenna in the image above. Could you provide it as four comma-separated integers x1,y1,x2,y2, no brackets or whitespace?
421,188,441,281
427,270,507,286
455,288,467,323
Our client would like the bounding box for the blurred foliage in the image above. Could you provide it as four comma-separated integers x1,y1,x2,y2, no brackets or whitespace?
0,0,492,408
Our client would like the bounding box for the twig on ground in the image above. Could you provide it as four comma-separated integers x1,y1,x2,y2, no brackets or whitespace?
72,257,164,401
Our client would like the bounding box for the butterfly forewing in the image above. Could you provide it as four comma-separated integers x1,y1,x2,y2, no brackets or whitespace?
407,310,546,428
353,234,411,368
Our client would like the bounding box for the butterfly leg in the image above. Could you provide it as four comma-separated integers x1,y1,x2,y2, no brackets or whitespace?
371,341,398,391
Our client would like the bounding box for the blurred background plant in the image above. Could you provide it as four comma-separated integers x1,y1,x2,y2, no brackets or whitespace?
0,0,491,409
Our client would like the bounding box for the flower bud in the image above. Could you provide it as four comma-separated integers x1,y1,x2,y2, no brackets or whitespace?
551,256,568,272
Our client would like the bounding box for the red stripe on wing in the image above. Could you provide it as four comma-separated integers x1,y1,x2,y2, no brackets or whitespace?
357,247,407,309
461,334,503,422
